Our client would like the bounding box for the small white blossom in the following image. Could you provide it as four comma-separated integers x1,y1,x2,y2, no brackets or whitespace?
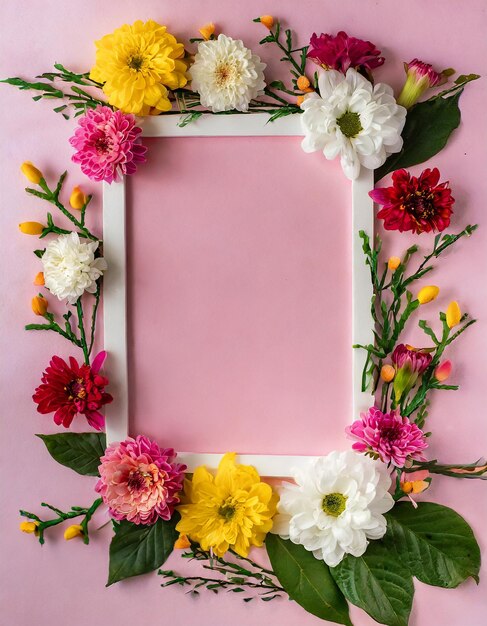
272,450,394,567
190,34,266,112
300,68,407,180
42,232,107,304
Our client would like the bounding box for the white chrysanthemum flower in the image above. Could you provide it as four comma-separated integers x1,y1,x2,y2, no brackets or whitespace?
42,232,107,304
272,450,394,567
189,34,266,112
300,69,407,180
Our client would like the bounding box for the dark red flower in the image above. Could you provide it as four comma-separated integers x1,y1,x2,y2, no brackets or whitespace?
370,168,455,234
307,31,385,74
33,351,112,430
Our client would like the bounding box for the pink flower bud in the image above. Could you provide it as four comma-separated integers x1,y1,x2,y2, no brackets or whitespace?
434,360,452,382
397,59,443,109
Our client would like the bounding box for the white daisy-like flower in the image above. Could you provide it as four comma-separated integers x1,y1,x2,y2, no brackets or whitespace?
42,232,107,304
300,69,407,180
189,34,266,112
272,450,394,567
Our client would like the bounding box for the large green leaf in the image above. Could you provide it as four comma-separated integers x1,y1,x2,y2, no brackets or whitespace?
331,539,414,626
36,432,106,476
266,535,352,625
375,91,463,182
385,502,481,588
107,515,179,585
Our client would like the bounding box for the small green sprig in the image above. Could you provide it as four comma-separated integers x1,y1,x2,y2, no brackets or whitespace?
160,545,283,602
410,458,487,479
20,498,103,545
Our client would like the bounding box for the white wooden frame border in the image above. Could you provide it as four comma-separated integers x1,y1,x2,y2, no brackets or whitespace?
103,113,374,476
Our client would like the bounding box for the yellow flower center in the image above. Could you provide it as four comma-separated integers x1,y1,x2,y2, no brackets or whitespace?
127,53,145,72
337,111,362,138
218,497,237,521
215,62,237,87
322,492,347,517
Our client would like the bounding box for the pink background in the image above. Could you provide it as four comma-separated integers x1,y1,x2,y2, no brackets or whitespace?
1,1,486,625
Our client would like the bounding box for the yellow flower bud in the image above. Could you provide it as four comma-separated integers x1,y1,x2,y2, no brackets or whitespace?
388,256,401,271
32,295,48,316
296,95,305,107
380,364,395,383
174,534,191,550
259,15,274,30
20,161,43,185
33,271,45,286
69,186,87,210
198,23,215,41
297,75,311,91
19,221,45,235
20,520,39,534
417,285,439,304
64,524,84,541
446,301,461,329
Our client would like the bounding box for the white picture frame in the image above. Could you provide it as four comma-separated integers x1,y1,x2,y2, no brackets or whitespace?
102,112,375,475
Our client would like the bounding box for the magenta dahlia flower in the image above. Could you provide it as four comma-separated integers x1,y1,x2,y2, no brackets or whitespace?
370,168,454,234
397,59,443,108
33,351,112,430
347,407,428,467
307,31,384,75
391,343,433,401
96,435,186,525
69,105,147,183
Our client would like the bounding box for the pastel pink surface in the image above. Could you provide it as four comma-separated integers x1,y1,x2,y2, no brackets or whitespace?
0,2,486,626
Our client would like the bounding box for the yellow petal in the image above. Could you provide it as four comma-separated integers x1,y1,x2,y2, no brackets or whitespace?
19,221,45,235
21,161,43,184
417,285,439,304
446,301,461,329
64,524,84,540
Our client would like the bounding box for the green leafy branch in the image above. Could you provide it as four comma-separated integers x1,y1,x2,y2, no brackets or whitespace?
1,63,106,119
411,457,487,479
160,545,283,602
20,498,103,545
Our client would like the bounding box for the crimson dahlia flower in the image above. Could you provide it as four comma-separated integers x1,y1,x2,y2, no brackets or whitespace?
307,31,384,75
33,351,112,430
370,168,454,234
392,343,433,401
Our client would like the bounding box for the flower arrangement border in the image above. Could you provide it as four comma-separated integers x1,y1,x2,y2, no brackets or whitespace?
104,112,375,471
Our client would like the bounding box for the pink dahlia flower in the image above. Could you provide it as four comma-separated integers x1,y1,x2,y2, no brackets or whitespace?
96,435,186,525
370,168,454,234
69,105,147,183
347,407,428,468
397,59,443,108
307,31,384,75
33,351,112,430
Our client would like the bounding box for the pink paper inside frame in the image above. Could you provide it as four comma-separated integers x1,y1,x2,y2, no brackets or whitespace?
127,135,354,455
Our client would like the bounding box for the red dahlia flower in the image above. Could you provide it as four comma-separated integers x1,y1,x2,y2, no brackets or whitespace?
369,168,454,234
307,31,384,75
33,351,112,430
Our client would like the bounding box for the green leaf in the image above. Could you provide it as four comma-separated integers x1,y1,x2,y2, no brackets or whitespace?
385,502,481,588
34,248,45,258
36,432,106,476
331,540,414,626
375,91,463,182
266,535,352,625
107,516,179,585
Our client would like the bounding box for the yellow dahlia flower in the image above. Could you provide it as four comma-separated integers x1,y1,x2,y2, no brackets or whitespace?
90,20,188,115
176,453,278,557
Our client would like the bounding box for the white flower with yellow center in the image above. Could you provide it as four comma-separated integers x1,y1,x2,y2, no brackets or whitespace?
272,450,394,567
42,233,107,304
189,34,266,112
300,68,406,180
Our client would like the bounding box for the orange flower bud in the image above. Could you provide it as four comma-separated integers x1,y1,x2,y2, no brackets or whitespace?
69,186,87,210
64,524,84,541
20,520,39,534
380,364,395,383
198,23,215,41
174,534,191,550
259,15,274,29
33,271,45,286
417,285,439,304
32,294,48,316
388,256,401,271
20,161,43,184
297,75,311,91
435,360,452,382
296,95,305,107
446,301,461,329
19,221,45,235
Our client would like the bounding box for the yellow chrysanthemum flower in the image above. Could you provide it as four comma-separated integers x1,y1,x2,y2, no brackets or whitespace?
176,453,278,557
90,20,188,116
